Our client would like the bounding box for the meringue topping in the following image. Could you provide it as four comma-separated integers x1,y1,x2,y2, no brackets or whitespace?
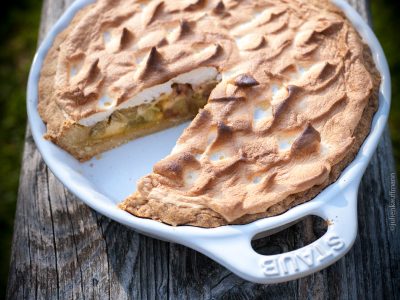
37,0,380,227
117,0,379,226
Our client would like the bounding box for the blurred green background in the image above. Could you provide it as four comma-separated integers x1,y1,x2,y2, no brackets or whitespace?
0,0,398,296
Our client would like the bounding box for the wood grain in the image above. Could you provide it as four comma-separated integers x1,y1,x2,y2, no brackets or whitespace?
6,0,400,299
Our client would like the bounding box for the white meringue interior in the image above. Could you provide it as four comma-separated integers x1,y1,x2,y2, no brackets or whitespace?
78,66,218,126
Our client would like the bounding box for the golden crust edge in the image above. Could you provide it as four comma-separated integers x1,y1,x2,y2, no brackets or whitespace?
52,115,194,162
38,3,97,153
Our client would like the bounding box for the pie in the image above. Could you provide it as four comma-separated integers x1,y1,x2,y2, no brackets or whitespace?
38,0,380,227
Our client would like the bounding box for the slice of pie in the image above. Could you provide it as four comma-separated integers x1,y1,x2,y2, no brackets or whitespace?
39,0,380,227
39,0,224,161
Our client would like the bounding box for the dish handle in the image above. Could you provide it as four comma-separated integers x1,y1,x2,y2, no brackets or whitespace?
191,185,359,284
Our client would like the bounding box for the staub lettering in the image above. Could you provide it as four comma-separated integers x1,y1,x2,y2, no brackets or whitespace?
261,235,345,276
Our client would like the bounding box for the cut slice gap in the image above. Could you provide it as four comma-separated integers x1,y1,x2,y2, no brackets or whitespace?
58,78,219,161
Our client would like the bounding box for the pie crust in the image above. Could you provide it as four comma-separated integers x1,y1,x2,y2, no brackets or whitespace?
38,0,380,227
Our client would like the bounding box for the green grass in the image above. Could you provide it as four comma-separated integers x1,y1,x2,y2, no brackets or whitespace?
371,0,400,175
0,0,41,297
0,0,399,297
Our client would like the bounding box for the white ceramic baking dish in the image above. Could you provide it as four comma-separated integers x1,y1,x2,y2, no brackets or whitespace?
27,0,391,284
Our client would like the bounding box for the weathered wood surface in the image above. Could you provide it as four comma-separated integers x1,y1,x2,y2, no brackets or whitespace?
6,0,400,299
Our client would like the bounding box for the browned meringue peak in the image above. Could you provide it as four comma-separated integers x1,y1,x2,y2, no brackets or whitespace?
118,27,135,51
38,0,379,225
135,47,164,80
230,74,260,88
57,58,104,119
291,123,321,154
142,0,164,26
116,0,378,225
212,1,232,18
167,20,193,43
188,0,209,11
271,85,302,121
